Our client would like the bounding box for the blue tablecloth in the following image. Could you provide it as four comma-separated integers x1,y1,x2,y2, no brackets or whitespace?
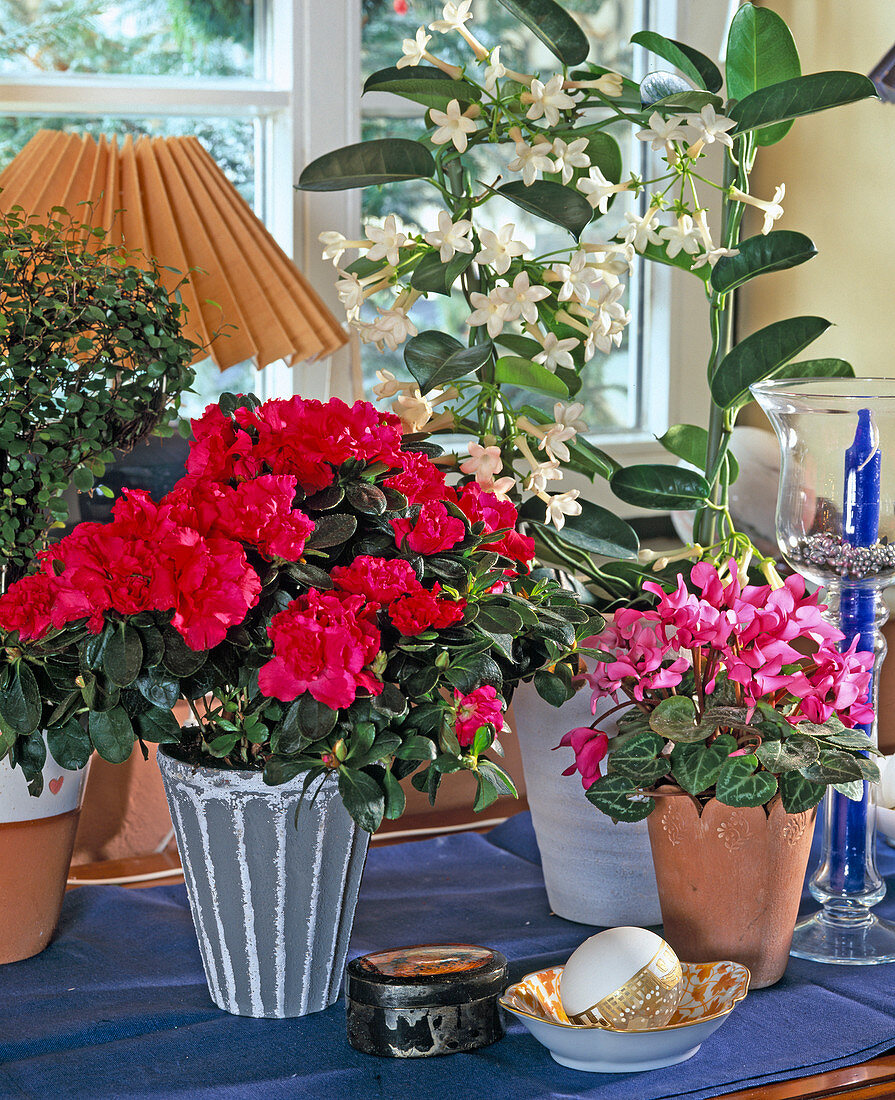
1,812,894,1100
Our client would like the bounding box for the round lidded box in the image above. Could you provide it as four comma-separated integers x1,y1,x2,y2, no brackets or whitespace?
346,943,508,1058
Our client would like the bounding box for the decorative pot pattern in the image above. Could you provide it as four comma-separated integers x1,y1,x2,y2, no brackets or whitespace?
511,681,661,926
0,746,90,963
157,748,369,1018
647,796,816,988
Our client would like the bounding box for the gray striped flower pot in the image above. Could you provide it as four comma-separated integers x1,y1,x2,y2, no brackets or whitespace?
157,749,369,1018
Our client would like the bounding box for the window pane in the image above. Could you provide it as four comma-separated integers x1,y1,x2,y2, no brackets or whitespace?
359,0,644,434
0,0,254,79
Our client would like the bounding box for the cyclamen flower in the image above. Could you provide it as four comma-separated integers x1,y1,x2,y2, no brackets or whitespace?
259,590,383,711
587,608,687,703
454,685,506,748
391,501,466,554
558,726,609,790
389,584,466,636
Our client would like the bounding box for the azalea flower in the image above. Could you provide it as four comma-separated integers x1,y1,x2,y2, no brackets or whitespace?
532,331,578,371
543,489,582,530
523,74,578,127
429,99,480,153
461,442,503,482
685,105,736,149
475,223,527,275
576,166,627,214
365,215,408,267
506,136,555,187
495,271,550,324
397,27,432,67
423,210,474,262
635,111,688,155
729,183,786,235
551,137,591,184
658,214,701,259
467,289,510,337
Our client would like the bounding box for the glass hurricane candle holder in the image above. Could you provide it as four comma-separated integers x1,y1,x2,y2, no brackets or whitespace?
751,377,895,965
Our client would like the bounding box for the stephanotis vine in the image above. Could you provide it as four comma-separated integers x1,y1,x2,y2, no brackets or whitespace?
300,0,878,610
558,560,880,821
0,393,601,831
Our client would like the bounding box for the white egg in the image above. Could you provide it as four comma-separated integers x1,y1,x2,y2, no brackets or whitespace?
559,926,682,1030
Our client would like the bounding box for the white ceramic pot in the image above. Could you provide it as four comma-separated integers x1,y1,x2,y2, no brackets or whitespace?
158,749,370,1018
512,680,661,927
0,742,90,963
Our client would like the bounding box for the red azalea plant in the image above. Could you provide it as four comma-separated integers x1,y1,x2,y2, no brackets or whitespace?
558,560,879,821
0,393,598,829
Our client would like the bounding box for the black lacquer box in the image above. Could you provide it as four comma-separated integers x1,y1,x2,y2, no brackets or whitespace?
346,942,508,1058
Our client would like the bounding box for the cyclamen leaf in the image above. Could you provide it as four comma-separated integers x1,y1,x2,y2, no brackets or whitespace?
715,754,778,807
779,771,826,815
670,734,738,796
585,774,655,823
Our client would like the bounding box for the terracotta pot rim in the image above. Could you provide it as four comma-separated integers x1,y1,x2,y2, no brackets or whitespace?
649,792,814,821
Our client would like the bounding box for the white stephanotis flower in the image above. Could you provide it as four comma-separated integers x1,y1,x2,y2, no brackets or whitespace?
729,183,786,235
495,271,550,324
373,306,418,350
689,208,738,269
553,250,607,306
523,74,578,127
319,231,349,266
532,331,578,371
364,215,408,267
538,402,587,463
335,272,365,319
429,99,480,153
467,289,510,337
506,136,555,187
658,214,701,259
475,223,527,276
460,441,503,482
373,369,402,398
685,104,736,149
635,111,688,156
482,45,506,93
423,210,474,262
397,27,432,68
544,489,582,530
482,475,516,500
621,208,664,252
551,137,591,184
525,458,563,493
576,166,627,214
430,0,473,33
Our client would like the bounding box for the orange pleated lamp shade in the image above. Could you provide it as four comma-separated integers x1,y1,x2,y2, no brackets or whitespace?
0,130,347,371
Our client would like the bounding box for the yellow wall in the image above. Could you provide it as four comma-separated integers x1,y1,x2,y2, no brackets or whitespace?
740,2,895,376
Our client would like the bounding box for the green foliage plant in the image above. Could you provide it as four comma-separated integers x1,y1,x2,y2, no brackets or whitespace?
297,0,879,610
0,206,198,589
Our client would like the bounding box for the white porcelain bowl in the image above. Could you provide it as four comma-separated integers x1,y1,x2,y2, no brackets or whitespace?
499,961,749,1073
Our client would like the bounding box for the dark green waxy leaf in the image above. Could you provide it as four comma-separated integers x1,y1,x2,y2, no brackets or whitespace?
756,735,819,773
303,483,345,510
410,249,474,296
710,316,831,410
305,513,357,550
607,730,666,781
46,689,81,729
47,717,92,770
16,732,47,796
710,231,817,295
496,181,592,240
82,631,108,671
586,774,655,823
779,770,826,814
363,65,482,109
297,139,436,191
715,754,778,807
133,706,181,744
671,734,738,796
162,629,207,677
89,706,135,764
533,667,575,707
72,465,94,492
345,481,388,515
493,357,569,397
0,662,41,735
730,73,879,141
610,464,710,510
725,2,800,144
135,670,180,710
263,756,312,787
103,622,143,687
475,604,524,635
295,695,339,742
475,760,517,812
338,767,385,833
648,89,723,113
649,695,702,742
656,423,739,483
382,767,406,820
494,0,589,66
349,731,403,769
206,733,240,758
536,497,639,560
639,70,692,108
770,358,855,383
137,625,165,668
631,31,723,92
404,330,462,391
371,683,408,720
394,734,438,761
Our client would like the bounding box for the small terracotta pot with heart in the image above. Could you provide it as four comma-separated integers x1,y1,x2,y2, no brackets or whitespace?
647,795,816,988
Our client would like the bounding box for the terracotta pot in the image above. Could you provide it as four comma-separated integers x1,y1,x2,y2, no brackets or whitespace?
0,747,90,963
647,796,816,988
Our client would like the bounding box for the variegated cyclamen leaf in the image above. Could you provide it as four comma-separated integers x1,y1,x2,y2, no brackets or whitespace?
585,774,655,823
670,734,738,796
715,754,778,807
